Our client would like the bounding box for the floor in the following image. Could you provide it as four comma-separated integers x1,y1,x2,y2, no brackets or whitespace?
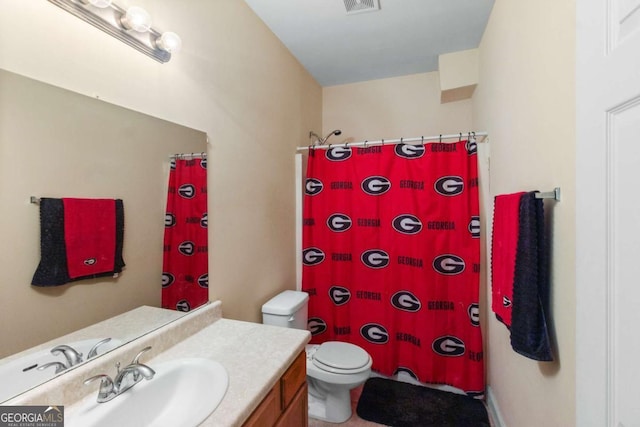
307,383,495,427
308,384,387,427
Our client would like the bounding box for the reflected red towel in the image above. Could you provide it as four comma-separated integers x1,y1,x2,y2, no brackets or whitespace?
491,192,525,327
63,198,116,279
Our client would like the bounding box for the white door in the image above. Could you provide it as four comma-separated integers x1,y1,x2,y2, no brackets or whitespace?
577,1,640,426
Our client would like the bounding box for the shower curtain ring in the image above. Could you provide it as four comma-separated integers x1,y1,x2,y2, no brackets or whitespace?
381,139,384,146
364,140,368,148
400,137,404,144
439,134,442,143
421,136,425,146
344,142,349,149
459,133,462,141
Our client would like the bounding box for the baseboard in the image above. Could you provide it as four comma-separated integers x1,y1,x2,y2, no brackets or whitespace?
486,386,506,427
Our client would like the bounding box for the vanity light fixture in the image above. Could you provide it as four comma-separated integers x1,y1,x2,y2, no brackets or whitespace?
79,0,112,8
154,31,182,54
120,6,152,32
47,0,182,63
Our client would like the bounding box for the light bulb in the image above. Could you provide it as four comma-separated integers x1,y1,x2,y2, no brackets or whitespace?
156,32,182,53
120,6,152,32
80,0,113,8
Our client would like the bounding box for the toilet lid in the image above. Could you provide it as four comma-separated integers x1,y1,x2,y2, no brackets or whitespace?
312,342,370,373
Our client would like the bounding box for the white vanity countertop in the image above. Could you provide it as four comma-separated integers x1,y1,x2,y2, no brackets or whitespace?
144,318,311,427
11,302,309,427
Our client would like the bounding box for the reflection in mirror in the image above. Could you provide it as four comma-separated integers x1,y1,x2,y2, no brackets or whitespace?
0,69,208,401
0,303,212,403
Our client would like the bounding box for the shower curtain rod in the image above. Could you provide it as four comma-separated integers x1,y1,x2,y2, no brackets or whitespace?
296,131,488,152
169,152,207,160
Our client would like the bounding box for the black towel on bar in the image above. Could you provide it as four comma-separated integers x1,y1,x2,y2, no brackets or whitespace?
31,198,125,287
510,192,553,361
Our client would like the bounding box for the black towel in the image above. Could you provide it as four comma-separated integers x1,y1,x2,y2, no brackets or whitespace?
31,198,125,287
510,192,553,361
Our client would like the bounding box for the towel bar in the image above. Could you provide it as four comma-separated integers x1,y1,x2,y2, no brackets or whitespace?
535,187,561,201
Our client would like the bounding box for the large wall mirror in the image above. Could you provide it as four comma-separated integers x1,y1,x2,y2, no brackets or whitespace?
0,69,208,401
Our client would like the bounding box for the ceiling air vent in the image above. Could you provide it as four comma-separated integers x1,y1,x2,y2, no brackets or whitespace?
344,0,380,15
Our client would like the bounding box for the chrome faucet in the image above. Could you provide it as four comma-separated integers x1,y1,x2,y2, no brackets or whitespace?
113,362,155,394
51,344,83,367
83,346,155,403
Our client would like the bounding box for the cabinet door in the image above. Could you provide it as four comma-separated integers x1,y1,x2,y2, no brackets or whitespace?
243,386,281,427
276,382,308,427
280,351,306,409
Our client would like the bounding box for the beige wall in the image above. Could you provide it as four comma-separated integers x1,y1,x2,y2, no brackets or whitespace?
472,0,576,426
0,0,322,351
0,69,206,357
323,72,472,141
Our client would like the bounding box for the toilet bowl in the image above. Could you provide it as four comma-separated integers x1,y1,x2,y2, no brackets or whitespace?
262,290,372,423
305,342,372,423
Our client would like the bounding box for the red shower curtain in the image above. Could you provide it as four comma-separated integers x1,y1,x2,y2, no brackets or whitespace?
161,156,208,312
302,140,483,394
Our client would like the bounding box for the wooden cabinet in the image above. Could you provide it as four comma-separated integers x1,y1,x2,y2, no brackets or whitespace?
275,382,307,427
243,351,307,427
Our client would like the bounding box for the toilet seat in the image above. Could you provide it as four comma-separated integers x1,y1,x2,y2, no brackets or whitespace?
311,342,371,374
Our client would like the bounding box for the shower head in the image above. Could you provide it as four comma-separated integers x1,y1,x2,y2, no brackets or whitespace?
309,129,343,146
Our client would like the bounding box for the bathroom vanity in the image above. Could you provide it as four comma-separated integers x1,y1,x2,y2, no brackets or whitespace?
4,301,311,426
243,350,307,427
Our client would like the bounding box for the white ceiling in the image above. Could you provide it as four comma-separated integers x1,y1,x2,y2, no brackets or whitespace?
243,0,495,87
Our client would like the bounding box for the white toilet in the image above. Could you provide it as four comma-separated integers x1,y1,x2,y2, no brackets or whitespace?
262,290,372,423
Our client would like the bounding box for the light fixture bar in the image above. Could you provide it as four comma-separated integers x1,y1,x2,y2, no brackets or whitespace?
47,0,172,63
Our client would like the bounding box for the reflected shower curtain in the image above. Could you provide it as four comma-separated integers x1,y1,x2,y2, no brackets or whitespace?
302,140,483,394
161,156,208,312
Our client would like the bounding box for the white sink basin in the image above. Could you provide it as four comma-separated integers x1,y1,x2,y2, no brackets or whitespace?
0,338,122,402
67,358,229,427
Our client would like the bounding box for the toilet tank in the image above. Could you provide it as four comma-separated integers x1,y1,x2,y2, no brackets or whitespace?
262,290,309,330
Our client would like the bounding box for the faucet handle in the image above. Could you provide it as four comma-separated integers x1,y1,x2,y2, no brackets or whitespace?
37,361,67,374
129,346,152,383
84,374,116,403
131,346,152,364
87,338,112,359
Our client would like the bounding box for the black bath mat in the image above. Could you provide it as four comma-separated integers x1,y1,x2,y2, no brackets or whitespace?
356,378,490,427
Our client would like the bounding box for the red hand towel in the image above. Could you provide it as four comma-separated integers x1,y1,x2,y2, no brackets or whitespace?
63,198,116,279
491,192,525,328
